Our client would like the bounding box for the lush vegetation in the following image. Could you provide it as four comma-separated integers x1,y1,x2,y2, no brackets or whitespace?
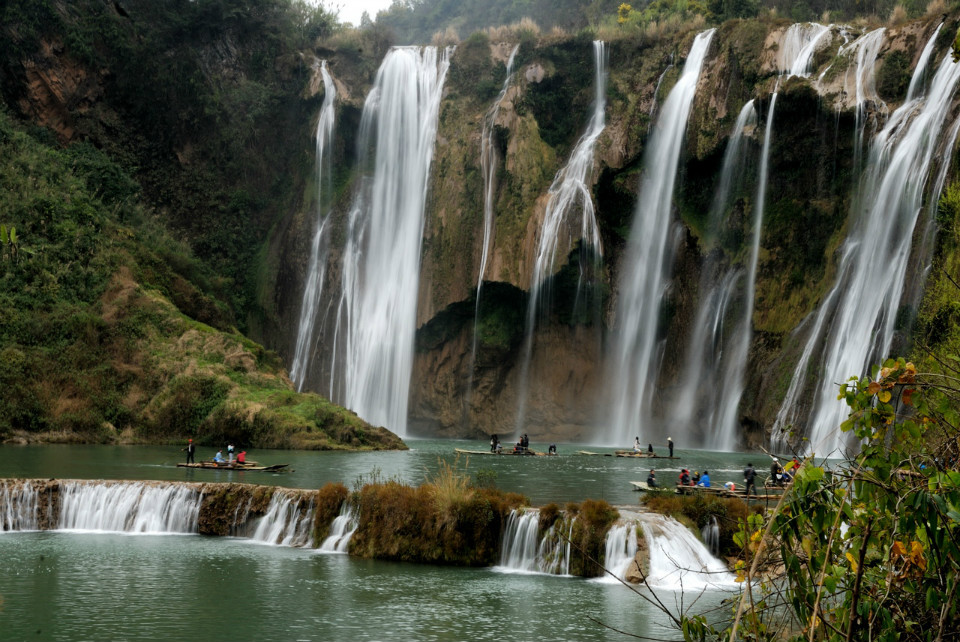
0,107,401,450
672,357,960,641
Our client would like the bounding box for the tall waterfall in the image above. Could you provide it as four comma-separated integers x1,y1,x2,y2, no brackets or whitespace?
250,491,316,547
58,481,203,534
291,60,337,391
605,29,715,446
515,40,608,430
465,44,520,410
330,47,451,435
638,513,735,590
774,42,960,454
318,502,357,553
669,101,757,448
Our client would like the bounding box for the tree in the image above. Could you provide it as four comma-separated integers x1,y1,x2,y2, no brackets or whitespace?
680,357,960,641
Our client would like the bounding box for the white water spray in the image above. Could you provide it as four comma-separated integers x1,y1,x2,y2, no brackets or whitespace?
775,47,960,454
605,29,715,446
1,480,40,531
57,481,202,534
250,492,315,547
291,60,337,391
330,47,451,435
318,502,357,553
638,512,735,590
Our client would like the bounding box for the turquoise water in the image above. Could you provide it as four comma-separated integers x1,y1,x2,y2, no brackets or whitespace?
0,439,766,506
0,440,750,640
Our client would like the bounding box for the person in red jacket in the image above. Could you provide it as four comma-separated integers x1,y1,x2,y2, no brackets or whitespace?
237,451,247,464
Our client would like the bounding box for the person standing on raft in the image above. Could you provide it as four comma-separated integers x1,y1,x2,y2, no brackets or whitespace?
182,439,195,464
667,437,674,458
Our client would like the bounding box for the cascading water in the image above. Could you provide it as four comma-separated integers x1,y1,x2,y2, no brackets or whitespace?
638,512,735,590
57,481,202,534
778,23,830,78
669,101,756,448
774,42,960,455
330,47,451,436
594,521,638,584
318,502,357,553
290,60,337,392
464,44,520,412
1,479,39,531
497,509,575,575
907,22,944,101
250,492,315,547
605,29,715,446
701,516,720,556
515,40,608,431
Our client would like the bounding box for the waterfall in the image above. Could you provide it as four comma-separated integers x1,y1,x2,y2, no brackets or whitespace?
638,512,735,590
514,40,608,431
778,23,830,78
58,481,202,534
907,22,944,101
250,491,316,547
594,521,638,584
318,502,357,553
464,44,520,413
774,47,960,454
291,60,337,392
605,29,715,446
1,479,40,531
496,509,577,575
701,516,720,557
669,101,756,448
649,55,674,117
330,47,451,435
497,509,541,572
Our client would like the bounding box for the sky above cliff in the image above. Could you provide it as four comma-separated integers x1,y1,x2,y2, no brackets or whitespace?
338,0,392,26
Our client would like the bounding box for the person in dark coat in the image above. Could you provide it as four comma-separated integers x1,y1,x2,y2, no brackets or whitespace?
667,437,674,458
647,470,658,488
181,439,195,464
744,462,757,497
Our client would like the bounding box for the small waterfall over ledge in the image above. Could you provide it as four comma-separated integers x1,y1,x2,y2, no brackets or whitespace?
637,513,735,590
496,509,576,575
58,481,203,534
318,502,357,553
1,479,40,531
249,491,316,547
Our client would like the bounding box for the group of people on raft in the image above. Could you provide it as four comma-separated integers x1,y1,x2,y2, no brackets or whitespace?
645,456,802,495
181,440,247,465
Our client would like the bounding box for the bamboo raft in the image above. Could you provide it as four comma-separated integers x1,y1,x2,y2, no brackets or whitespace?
177,461,290,472
453,448,554,456
630,480,788,501
576,450,679,459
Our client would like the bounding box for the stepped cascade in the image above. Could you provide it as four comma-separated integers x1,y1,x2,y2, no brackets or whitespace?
595,521,639,584
318,503,358,553
291,60,337,393
515,40,609,431
637,513,735,590
774,28,960,454
329,46,451,436
605,29,716,446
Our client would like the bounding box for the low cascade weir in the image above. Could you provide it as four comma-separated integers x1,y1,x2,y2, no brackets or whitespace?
637,513,735,590
595,521,638,584
497,509,574,575
291,59,337,393
318,502,357,553
605,29,716,446
774,32,960,455
514,40,608,431
58,481,203,534
0,480,324,548
330,46,451,437
1,479,40,531
249,491,316,547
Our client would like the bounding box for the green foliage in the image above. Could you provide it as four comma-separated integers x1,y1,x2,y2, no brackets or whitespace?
876,50,911,102
680,357,960,641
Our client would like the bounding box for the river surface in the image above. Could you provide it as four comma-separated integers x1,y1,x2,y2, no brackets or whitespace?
0,439,751,641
